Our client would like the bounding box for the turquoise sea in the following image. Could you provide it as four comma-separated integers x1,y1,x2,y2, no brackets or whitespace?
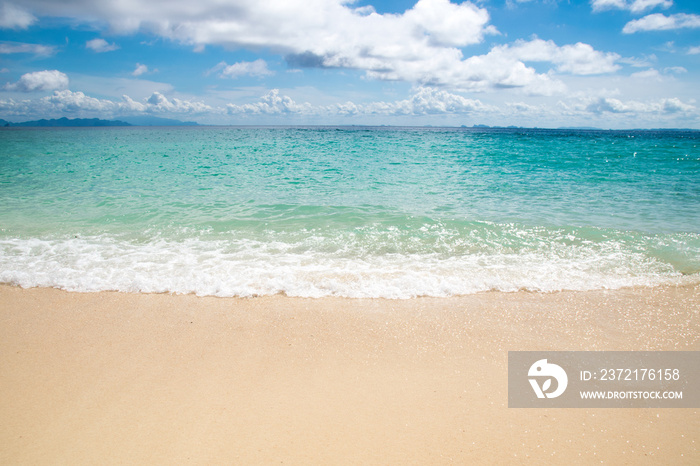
1,126,698,298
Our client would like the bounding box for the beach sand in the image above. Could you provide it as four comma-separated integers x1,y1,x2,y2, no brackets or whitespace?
1,284,698,464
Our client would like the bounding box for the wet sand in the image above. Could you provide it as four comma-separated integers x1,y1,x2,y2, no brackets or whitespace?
1,284,698,464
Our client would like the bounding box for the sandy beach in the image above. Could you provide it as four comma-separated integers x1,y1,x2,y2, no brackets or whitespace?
1,284,698,464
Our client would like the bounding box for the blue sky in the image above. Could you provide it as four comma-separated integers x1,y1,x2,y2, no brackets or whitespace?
1,0,699,128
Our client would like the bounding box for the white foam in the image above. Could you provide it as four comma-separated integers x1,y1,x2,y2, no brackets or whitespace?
1,233,696,298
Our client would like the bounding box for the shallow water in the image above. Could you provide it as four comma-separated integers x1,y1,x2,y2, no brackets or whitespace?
1,126,698,297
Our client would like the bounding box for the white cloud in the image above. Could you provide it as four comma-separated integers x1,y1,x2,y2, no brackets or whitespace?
45,89,116,112
361,38,618,95
0,85,697,128
628,67,689,82
132,63,149,76
591,0,627,11
688,46,700,55
664,66,686,74
145,91,214,113
0,89,214,116
0,88,399,119
226,89,313,115
662,97,695,113
591,0,672,14
623,13,700,33
350,42,559,94
212,59,274,79
4,70,68,92
586,96,695,114
360,87,489,115
8,0,499,90
0,90,116,114
4,1,627,96
8,1,496,48
630,68,663,80
86,38,119,53
506,101,540,113
619,54,656,67
118,94,147,113
68,74,174,101
401,0,497,47
0,41,55,56
227,87,490,117
497,38,621,75
0,2,36,29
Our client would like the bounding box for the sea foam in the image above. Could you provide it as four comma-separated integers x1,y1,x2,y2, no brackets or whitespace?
1,225,696,298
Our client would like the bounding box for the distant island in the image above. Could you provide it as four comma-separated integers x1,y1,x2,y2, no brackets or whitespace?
1,118,697,131
1,117,130,127
463,124,698,131
465,124,602,130
0,116,199,127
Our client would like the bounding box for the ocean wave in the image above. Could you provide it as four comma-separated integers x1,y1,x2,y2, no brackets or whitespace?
1,223,697,298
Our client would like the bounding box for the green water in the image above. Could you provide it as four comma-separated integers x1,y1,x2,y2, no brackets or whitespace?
1,126,698,297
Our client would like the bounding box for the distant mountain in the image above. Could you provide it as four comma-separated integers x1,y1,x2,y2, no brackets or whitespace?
5,117,131,127
0,116,200,127
118,116,199,126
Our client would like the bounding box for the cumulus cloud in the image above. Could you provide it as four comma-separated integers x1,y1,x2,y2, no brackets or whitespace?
591,0,672,14
0,86,697,127
359,87,489,115
44,89,117,112
132,63,149,76
211,59,274,78
2,0,625,95
384,38,617,95
86,38,119,52
586,96,695,114
227,87,489,117
7,0,501,90
623,13,700,33
401,0,496,47
0,41,55,56
0,90,116,115
0,89,214,116
662,97,695,113
0,2,36,29
145,91,213,113
359,44,562,94
4,70,68,92
6,1,496,48
226,89,313,115
495,38,621,75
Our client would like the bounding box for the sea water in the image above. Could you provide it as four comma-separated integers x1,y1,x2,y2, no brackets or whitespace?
1,126,698,298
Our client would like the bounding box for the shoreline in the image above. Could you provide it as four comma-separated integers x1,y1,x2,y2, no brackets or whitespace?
1,284,698,464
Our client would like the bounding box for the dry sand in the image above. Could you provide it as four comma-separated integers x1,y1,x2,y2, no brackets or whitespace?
1,284,698,464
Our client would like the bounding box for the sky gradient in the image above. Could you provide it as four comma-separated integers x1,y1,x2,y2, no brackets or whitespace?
1,0,699,128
